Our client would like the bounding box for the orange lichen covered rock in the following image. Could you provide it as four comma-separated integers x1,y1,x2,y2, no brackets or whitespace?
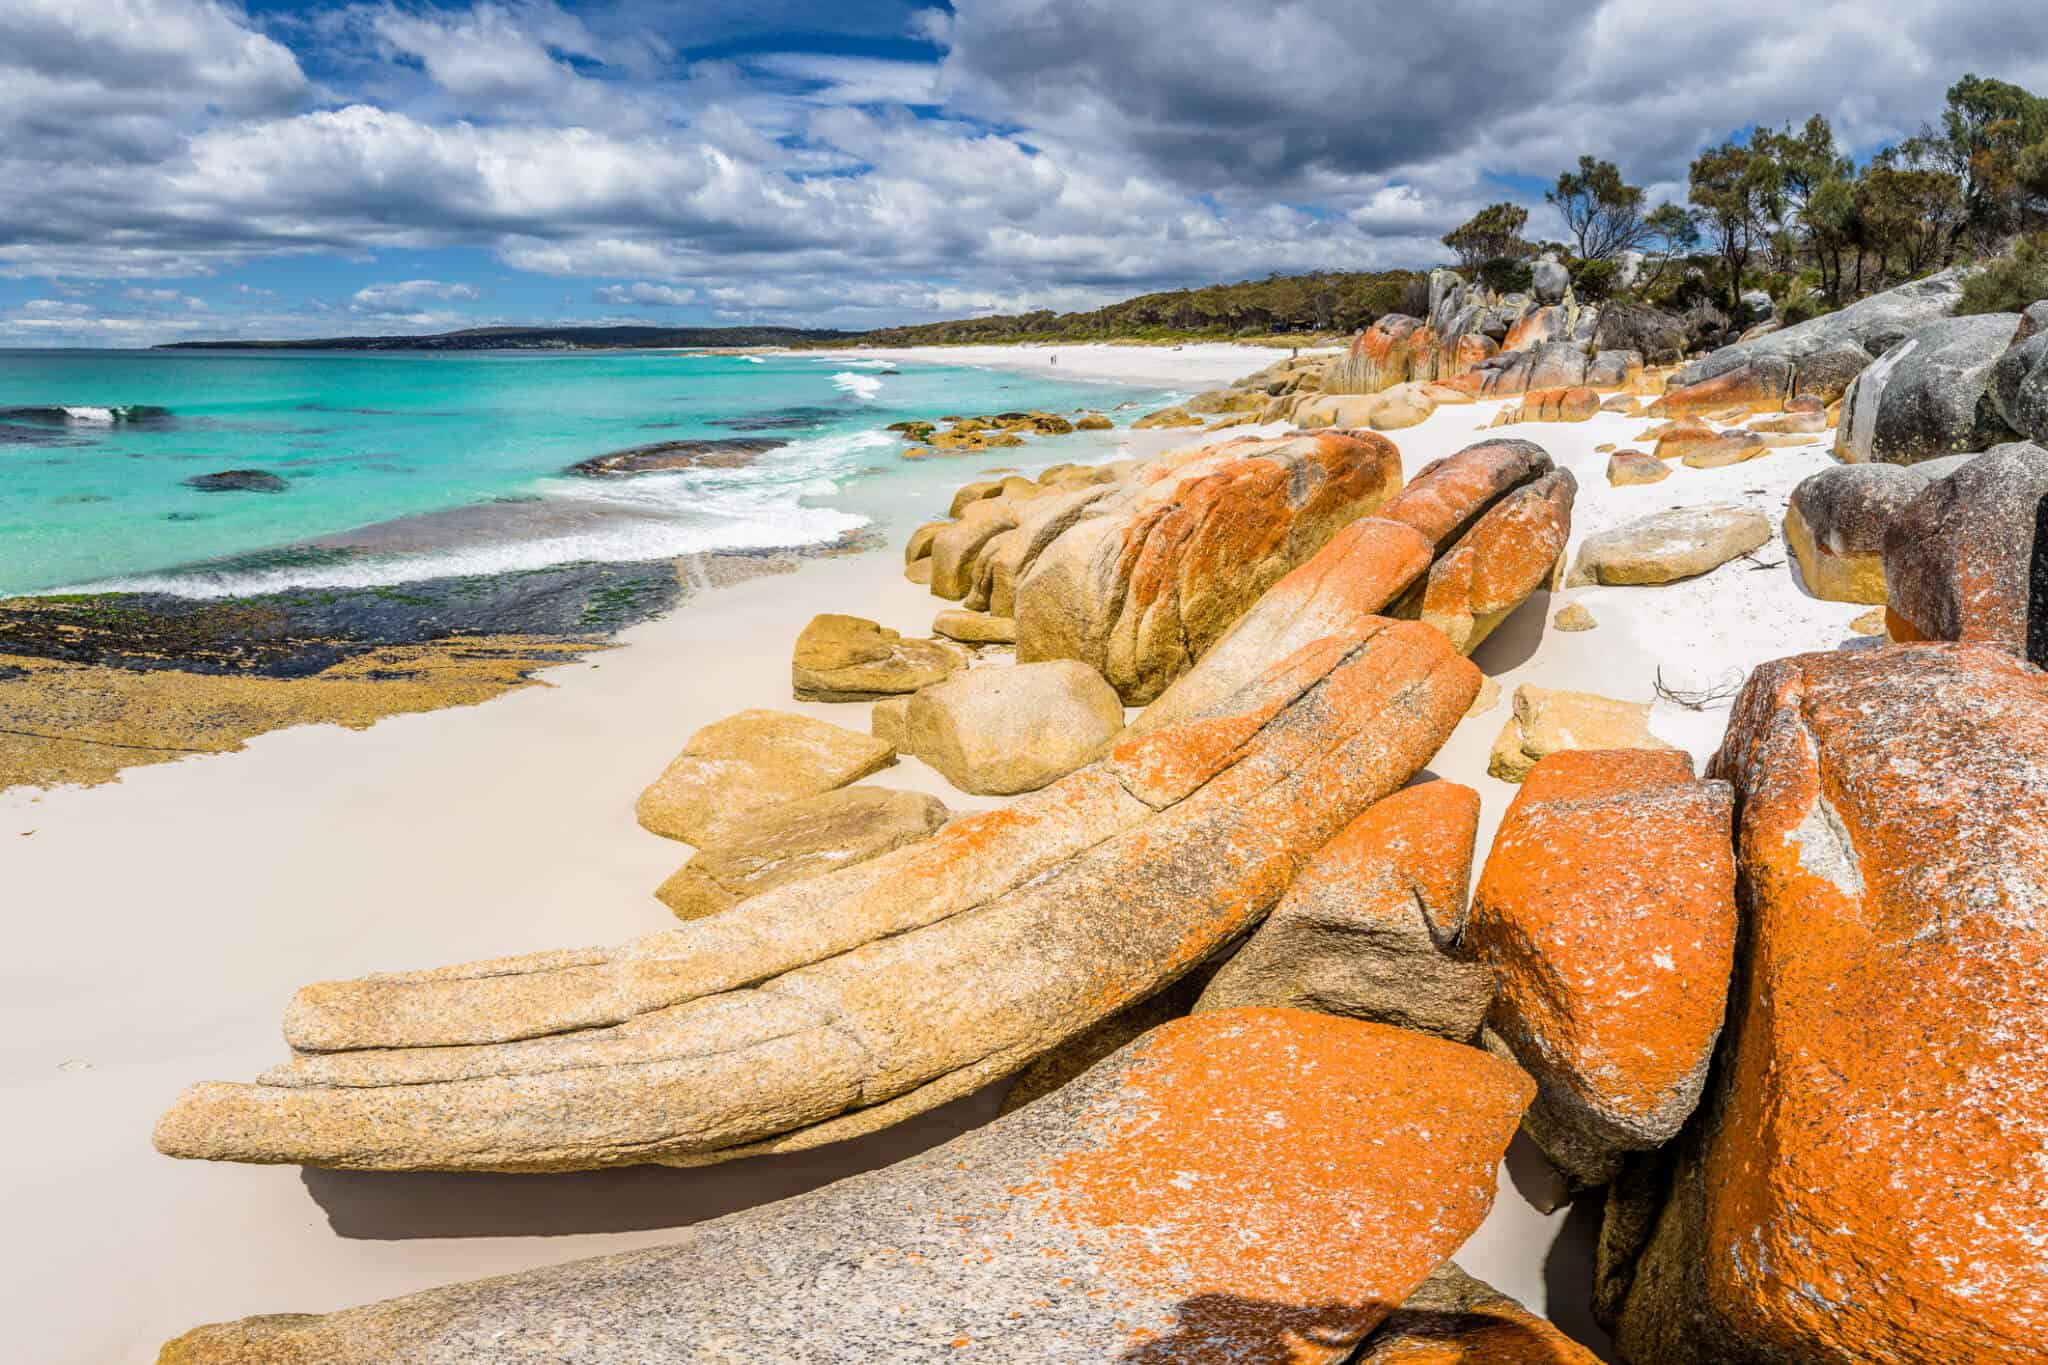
1407,469,1576,654
1647,359,1794,416
157,1010,1532,1364
1468,749,1736,1187
1607,644,2048,1362
1132,437,1554,736
156,621,1479,1173
1016,429,1403,703
1196,782,1491,1041
1518,386,1601,422
1326,314,1444,394
1359,1263,1603,1363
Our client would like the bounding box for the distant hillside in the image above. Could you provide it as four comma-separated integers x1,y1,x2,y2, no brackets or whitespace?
157,324,856,352
847,271,1428,346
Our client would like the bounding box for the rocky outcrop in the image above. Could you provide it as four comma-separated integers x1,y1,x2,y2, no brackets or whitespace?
154,621,1479,1172
1324,314,1443,394
1468,750,1736,1188
1358,1263,1604,1364
929,497,1021,600
1515,386,1601,422
1834,313,2023,464
1566,504,1771,587
1605,644,2048,1362
790,613,965,701
1884,440,2048,647
184,469,287,493
1195,782,1490,1042
1991,324,2048,443
904,659,1125,795
635,709,897,845
1488,685,1678,783
655,787,950,920
1784,459,1963,604
1016,429,1404,704
1655,268,1968,414
565,437,782,476
156,1009,1533,1365
1131,438,1556,737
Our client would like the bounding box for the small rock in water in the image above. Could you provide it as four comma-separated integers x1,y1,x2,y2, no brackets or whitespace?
185,470,287,493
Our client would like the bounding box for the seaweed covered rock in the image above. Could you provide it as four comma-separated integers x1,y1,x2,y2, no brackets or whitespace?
1195,782,1490,1041
156,1010,1532,1365
1467,750,1736,1187
1606,644,2048,1363
154,621,1479,1172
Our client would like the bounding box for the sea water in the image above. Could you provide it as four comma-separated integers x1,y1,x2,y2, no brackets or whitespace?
0,349,1175,598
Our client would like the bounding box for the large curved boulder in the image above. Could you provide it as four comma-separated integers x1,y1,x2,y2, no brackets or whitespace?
1883,441,2048,647
1401,468,1576,654
154,620,1479,1172
1606,644,2048,1362
1195,781,1490,1041
1833,313,2022,464
1324,314,1442,395
157,1010,1533,1365
1467,750,1736,1188
1656,268,1968,414
1015,429,1404,704
1131,438,1555,738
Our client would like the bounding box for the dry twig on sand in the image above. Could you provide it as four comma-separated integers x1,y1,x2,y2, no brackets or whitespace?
1653,667,1745,711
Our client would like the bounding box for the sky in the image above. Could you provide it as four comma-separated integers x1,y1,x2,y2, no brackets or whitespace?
1,0,2044,345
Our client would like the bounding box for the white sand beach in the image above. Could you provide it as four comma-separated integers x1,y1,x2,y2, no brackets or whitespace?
841,340,1337,389
2,389,1864,1361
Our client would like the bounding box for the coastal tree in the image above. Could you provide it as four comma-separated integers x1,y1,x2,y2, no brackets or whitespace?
1856,159,1967,278
1632,202,1702,294
1689,137,1783,306
1546,157,1648,260
1441,202,1530,270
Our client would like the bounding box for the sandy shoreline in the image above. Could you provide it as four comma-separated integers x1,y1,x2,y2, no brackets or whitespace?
2,373,1865,1360
838,339,1334,389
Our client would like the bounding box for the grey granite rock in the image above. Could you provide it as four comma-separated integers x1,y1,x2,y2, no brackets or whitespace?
1835,313,2022,464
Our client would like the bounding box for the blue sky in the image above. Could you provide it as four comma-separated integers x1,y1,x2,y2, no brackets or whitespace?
1,0,2042,345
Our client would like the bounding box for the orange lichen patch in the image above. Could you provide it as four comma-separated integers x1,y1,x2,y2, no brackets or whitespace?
1516,387,1600,423
1409,469,1575,655
1450,333,1499,375
1040,1010,1532,1362
1682,644,2048,1358
1647,364,1791,417
1648,420,1722,461
1296,780,1481,940
1468,749,1736,1149
1502,306,1566,354
1379,438,1554,553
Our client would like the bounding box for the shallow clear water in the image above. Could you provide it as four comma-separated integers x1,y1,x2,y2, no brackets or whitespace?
0,349,1173,597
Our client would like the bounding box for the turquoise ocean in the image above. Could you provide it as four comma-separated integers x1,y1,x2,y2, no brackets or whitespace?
0,349,1175,599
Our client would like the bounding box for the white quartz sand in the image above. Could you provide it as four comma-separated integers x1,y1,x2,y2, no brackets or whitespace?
1,388,1862,1361
841,340,1337,389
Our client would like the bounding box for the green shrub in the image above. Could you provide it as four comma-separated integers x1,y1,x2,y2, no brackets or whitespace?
1570,257,1620,301
1477,256,1534,294
1958,233,2048,314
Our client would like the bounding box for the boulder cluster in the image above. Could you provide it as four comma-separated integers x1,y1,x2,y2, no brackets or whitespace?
150,272,2048,1362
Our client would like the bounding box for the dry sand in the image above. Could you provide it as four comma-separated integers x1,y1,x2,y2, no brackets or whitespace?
841,339,1336,389
1,373,1864,1361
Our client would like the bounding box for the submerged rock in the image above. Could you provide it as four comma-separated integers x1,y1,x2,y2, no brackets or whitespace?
184,470,287,493
565,437,784,476
153,620,1479,1171
156,1009,1532,1365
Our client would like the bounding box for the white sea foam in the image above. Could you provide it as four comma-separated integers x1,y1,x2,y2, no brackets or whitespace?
62,406,116,424
831,371,883,401
738,355,765,364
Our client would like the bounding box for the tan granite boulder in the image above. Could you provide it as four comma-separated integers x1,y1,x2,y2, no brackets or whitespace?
928,498,1020,600
791,613,965,701
1016,429,1404,703
1468,750,1736,1187
1196,782,1491,1042
1606,449,1668,485
635,709,896,845
905,660,1124,795
1132,404,1202,428
156,1009,1532,1365
1487,685,1677,783
1359,1263,1604,1363
154,621,1480,1172
655,786,950,920
1605,644,2048,1363
930,608,1016,644
1566,504,1771,587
